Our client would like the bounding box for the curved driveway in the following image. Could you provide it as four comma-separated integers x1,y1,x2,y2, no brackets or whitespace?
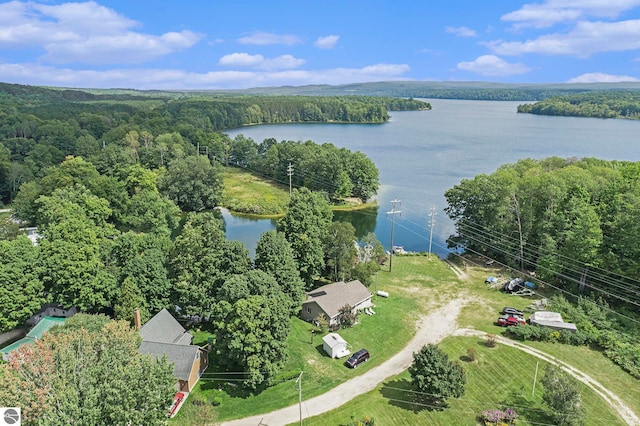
221,298,467,426
222,302,640,426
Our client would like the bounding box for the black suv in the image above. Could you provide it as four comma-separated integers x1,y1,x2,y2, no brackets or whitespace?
345,349,370,368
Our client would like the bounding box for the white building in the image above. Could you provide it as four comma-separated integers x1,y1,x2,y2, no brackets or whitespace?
322,333,350,359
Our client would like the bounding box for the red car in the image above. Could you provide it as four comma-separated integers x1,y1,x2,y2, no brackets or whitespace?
497,315,525,327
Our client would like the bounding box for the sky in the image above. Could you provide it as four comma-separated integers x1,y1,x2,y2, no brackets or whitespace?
0,0,639,90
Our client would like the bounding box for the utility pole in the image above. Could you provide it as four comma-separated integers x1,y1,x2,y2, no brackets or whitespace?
287,163,294,195
428,206,436,258
532,361,539,397
387,198,402,272
295,372,303,425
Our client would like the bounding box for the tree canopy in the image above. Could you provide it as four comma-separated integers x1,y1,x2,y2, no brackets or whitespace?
542,365,586,426
408,344,466,406
0,315,175,425
278,187,333,286
445,157,640,304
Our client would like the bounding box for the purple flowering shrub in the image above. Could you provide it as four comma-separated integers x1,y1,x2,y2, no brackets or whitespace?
481,407,519,425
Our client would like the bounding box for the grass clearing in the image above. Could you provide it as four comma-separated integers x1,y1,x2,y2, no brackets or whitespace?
221,167,290,216
174,256,461,423
220,167,381,216
297,336,626,426
176,256,639,424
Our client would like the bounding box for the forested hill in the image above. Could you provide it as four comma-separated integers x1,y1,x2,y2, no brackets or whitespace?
517,91,640,119
0,82,430,130
197,81,640,101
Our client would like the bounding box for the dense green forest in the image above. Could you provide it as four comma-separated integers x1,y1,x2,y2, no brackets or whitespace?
0,82,389,400
445,157,640,298
444,157,640,377
0,82,426,206
517,91,640,119
204,80,640,101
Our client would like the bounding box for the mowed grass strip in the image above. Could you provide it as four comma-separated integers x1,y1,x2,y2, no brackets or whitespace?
176,256,638,425
221,166,290,216
524,340,640,419
297,336,627,426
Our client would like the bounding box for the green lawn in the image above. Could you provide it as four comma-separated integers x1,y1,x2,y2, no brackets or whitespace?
297,336,627,426
174,256,639,425
173,255,462,423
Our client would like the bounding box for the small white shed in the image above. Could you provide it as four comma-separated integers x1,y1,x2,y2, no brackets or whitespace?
322,333,350,359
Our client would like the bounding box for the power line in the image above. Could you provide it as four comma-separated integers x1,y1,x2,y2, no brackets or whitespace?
386,198,401,272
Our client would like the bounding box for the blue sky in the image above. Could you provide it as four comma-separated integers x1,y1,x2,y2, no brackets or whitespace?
0,0,639,89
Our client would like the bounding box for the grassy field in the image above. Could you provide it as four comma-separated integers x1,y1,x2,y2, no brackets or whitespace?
221,167,378,216
174,255,639,425
221,167,290,216
173,255,461,423
297,336,627,426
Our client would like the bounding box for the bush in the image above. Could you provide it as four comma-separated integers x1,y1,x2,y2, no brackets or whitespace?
486,334,497,348
481,408,519,425
467,347,477,362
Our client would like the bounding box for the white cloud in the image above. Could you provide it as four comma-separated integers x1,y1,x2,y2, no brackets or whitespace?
487,20,640,57
259,55,305,70
0,1,202,64
237,32,301,45
445,26,477,37
314,35,339,49
219,53,305,70
219,53,265,67
502,0,640,29
567,72,640,82
0,61,410,90
457,55,533,76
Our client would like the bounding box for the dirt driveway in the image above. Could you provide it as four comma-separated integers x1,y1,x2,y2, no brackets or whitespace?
221,298,468,426
222,299,640,426
454,329,640,426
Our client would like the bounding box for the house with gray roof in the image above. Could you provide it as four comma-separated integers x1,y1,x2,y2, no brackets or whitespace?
301,280,372,326
138,309,209,392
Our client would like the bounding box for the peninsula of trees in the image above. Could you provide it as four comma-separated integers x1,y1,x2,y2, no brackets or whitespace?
517,91,640,119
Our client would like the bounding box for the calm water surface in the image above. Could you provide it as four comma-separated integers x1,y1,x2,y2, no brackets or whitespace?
225,99,640,257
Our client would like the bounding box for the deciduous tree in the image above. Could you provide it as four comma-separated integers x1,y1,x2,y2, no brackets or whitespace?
0,236,45,332
212,293,290,389
323,221,357,282
409,344,466,406
0,316,175,425
255,230,304,314
159,155,224,212
278,187,332,286
542,365,586,426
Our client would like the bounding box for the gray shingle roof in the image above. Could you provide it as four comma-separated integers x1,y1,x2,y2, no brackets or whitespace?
139,341,199,380
139,308,193,346
303,280,371,319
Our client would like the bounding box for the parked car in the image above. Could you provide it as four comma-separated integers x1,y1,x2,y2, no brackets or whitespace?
502,307,524,317
345,348,370,368
497,315,526,327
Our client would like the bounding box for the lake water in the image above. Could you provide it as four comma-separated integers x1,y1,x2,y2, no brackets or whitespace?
225,99,640,257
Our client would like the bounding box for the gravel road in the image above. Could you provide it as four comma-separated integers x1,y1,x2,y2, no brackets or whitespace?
221,298,468,426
